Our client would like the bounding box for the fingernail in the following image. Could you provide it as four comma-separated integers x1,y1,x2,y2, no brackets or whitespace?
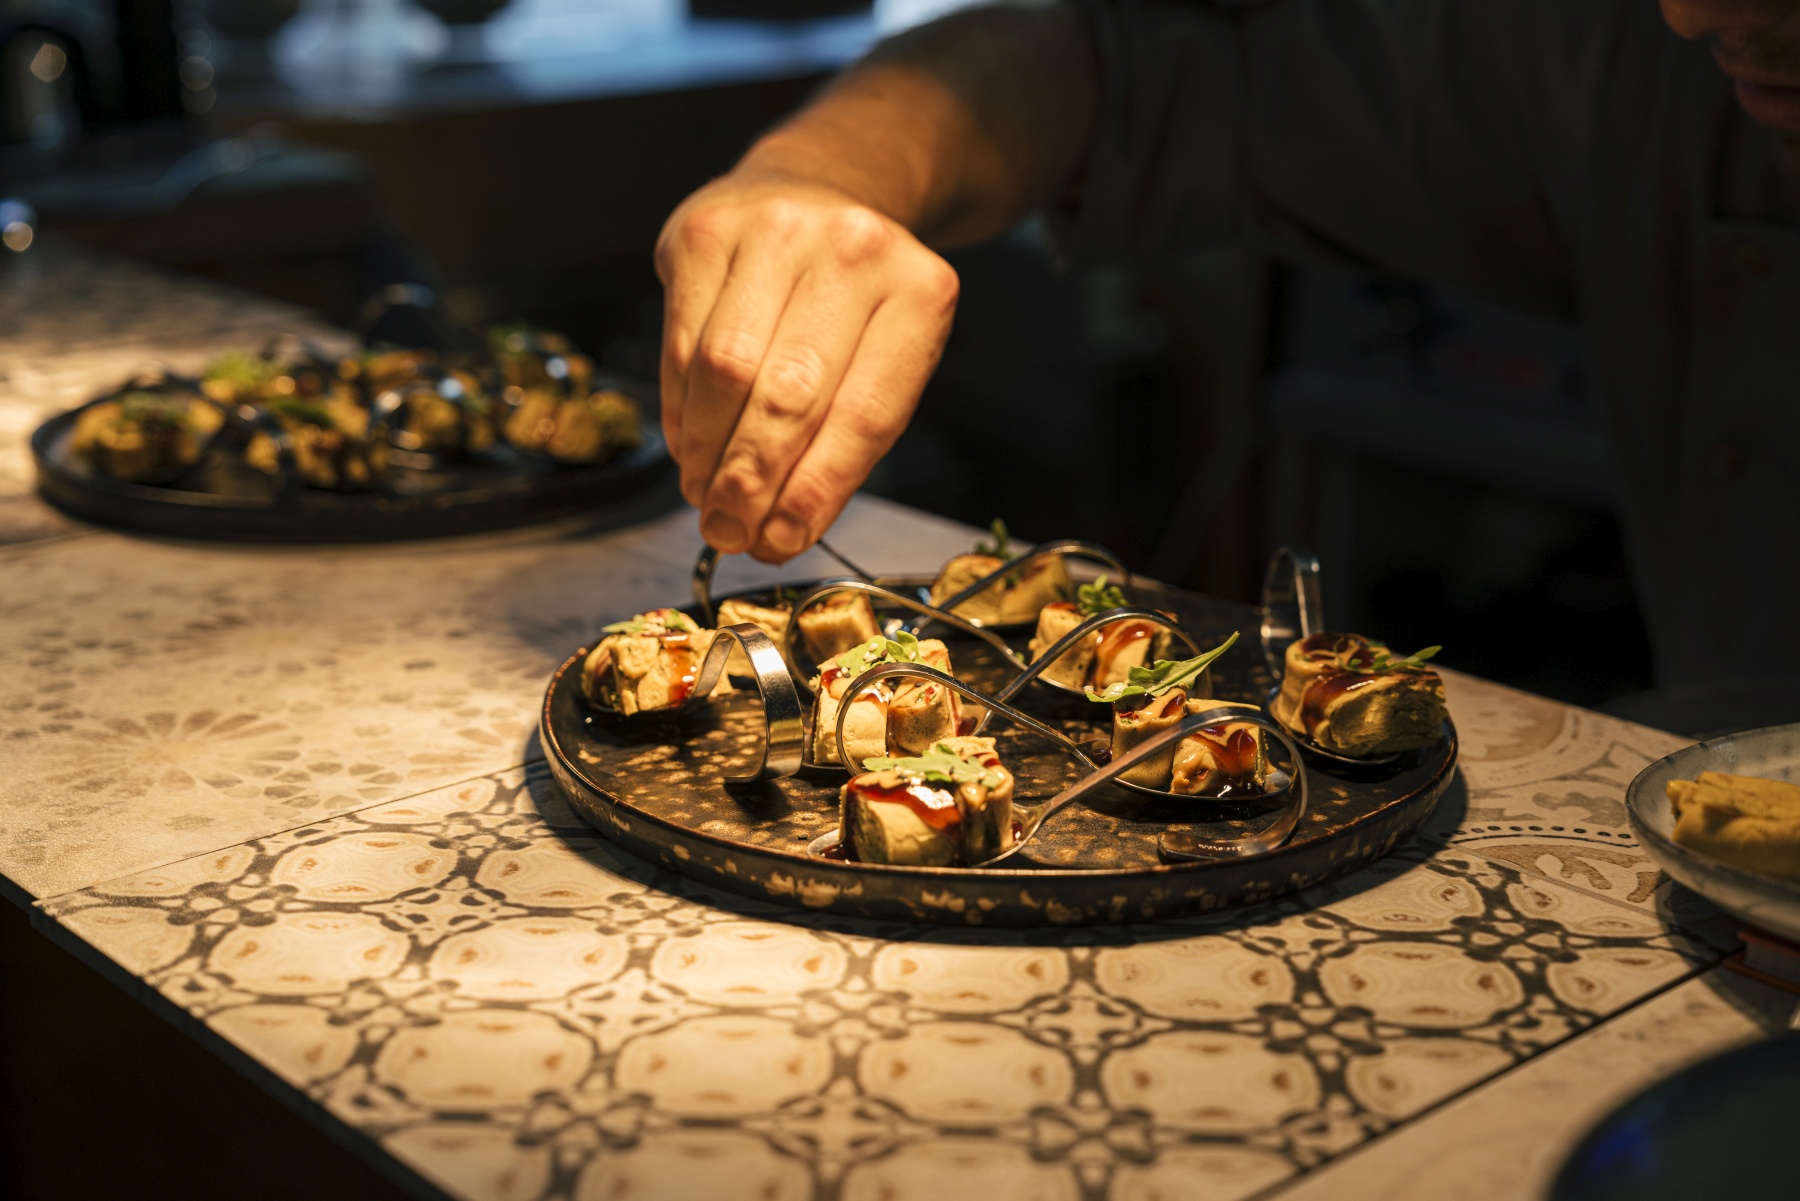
762,512,809,559
702,509,749,551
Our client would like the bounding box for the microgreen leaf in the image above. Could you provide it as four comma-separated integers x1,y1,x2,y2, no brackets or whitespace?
862,742,1005,791
1344,643,1441,674
973,517,1011,559
1076,575,1129,617
1084,631,1241,703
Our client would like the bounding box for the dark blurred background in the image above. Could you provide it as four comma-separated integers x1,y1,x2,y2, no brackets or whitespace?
0,0,1653,713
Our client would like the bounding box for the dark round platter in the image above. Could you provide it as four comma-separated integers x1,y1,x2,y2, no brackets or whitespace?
31,395,671,543
543,576,1458,926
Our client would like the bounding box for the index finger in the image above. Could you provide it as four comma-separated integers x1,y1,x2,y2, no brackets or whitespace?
655,205,734,458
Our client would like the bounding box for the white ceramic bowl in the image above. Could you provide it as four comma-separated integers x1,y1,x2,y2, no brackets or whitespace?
1625,721,1800,944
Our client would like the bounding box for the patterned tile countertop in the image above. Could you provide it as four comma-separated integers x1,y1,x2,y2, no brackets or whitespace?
2,246,1794,1201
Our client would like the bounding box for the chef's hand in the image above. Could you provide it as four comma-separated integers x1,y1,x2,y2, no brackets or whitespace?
656,168,960,563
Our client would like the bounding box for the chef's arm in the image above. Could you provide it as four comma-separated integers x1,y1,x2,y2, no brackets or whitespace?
655,3,1096,562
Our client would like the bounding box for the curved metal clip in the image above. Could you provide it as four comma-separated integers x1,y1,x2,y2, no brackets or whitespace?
787,579,1026,686
691,540,875,628
1261,547,1323,678
815,664,1308,865
904,539,1131,634
686,623,806,783
991,606,1202,708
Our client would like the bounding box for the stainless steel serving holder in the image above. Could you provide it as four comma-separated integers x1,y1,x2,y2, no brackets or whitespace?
983,606,1203,713
902,539,1132,634
1261,546,1324,677
812,662,1308,865
589,622,805,784
691,541,877,628
786,579,1027,691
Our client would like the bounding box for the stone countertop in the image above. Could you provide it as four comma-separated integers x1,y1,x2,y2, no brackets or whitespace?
1,246,1792,1201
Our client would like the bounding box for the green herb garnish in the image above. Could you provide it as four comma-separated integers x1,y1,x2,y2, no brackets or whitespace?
827,630,926,676
974,517,1011,559
1084,631,1241,703
265,395,338,428
862,741,1005,791
1076,574,1129,617
203,350,280,393
1345,643,1441,674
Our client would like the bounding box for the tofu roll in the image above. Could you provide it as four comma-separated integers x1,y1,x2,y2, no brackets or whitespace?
1271,634,1446,756
580,608,721,715
811,633,957,765
841,737,1014,866
795,591,881,667
1170,701,1269,797
928,520,1071,625
716,596,793,677
70,389,224,483
1027,576,1171,690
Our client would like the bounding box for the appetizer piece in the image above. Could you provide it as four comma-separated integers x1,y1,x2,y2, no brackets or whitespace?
1666,771,1800,880
392,370,500,457
1170,702,1269,797
489,324,644,465
1085,635,1248,792
1271,634,1446,757
245,388,388,491
1028,575,1171,689
579,608,721,715
929,519,1072,625
70,389,224,483
811,633,958,765
796,590,881,667
841,738,1014,866
503,386,641,464
716,595,792,677
200,349,284,405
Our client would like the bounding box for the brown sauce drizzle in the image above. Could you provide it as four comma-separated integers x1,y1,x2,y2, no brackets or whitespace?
1091,619,1158,685
1187,726,1261,780
661,634,700,706
849,778,964,832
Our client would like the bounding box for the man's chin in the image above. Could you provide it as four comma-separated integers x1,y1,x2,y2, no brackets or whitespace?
1735,79,1800,132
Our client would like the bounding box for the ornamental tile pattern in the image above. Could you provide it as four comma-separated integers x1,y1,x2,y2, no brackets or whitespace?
41,764,1725,1201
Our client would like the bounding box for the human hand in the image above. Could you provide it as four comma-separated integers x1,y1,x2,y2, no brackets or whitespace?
655,168,960,563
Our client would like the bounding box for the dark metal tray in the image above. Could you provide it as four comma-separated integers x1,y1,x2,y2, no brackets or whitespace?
30,387,670,543
542,577,1457,926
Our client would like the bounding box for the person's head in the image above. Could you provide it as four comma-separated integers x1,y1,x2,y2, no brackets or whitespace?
1664,0,1800,137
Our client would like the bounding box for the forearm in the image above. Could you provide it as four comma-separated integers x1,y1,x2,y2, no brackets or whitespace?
738,3,1098,247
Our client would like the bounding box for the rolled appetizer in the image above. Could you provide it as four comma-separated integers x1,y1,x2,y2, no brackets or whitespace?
1666,771,1800,880
489,324,643,465
1086,635,1254,793
346,352,500,458
503,386,642,465
841,737,1014,866
1271,634,1446,757
796,591,881,667
716,594,792,677
811,632,959,765
580,608,722,715
245,388,388,491
928,519,1072,625
70,389,224,483
1028,575,1171,689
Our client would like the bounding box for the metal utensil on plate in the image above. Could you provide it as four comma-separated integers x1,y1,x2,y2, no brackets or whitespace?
690,541,875,628
806,663,1307,864
1259,547,1401,769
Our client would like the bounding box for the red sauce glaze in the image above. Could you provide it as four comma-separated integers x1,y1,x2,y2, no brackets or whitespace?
661,634,700,706
848,777,964,832
1044,600,1078,613
1092,619,1159,684
819,840,850,860
1188,726,1261,780
1118,689,1187,724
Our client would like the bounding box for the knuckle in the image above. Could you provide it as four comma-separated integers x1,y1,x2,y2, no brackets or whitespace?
915,256,961,314
828,207,895,265
753,198,806,239
755,348,828,421
710,457,770,507
696,329,763,390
